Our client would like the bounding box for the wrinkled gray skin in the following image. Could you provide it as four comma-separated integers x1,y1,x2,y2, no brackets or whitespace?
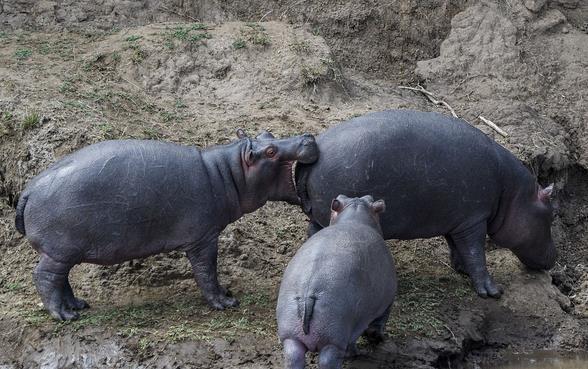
296,110,556,299
277,195,397,369
15,130,318,321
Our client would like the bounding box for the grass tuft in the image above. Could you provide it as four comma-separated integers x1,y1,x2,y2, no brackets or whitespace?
22,112,40,130
125,35,143,42
232,38,246,50
240,23,271,47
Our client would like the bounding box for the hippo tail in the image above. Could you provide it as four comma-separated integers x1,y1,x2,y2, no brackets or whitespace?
302,296,316,335
15,191,29,235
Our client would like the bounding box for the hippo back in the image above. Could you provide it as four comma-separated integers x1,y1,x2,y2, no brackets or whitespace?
296,110,507,240
23,140,215,264
277,222,396,349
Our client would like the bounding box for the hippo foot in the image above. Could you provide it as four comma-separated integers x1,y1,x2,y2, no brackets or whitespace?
472,275,503,299
48,305,80,321
65,297,90,310
206,291,239,310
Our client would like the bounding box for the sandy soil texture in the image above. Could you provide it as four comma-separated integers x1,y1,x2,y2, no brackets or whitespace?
0,1,586,368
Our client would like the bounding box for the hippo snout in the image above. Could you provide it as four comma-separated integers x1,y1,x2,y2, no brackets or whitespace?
520,242,557,271
296,134,319,164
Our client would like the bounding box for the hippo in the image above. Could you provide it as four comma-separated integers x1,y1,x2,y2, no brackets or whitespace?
296,110,556,298
15,130,318,320
277,195,397,369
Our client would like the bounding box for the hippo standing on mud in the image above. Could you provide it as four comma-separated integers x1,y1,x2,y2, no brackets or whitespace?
15,130,318,320
296,110,556,298
277,195,397,369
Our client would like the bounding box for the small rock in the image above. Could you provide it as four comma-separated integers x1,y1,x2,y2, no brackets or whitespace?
524,0,547,12
562,26,569,34
277,243,289,254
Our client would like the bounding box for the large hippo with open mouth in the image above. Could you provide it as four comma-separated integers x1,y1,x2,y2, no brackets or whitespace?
16,130,318,320
295,110,556,298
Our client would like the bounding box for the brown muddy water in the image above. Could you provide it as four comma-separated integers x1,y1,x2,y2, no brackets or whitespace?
487,352,588,369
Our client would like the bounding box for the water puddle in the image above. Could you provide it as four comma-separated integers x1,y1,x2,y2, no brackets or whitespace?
488,351,588,369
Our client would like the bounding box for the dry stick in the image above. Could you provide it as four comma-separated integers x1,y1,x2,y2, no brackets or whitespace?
259,10,273,22
478,115,508,137
159,5,200,23
398,85,458,118
444,324,458,345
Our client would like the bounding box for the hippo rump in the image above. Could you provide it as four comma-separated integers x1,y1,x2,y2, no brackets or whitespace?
295,110,556,298
277,195,396,369
16,130,318,320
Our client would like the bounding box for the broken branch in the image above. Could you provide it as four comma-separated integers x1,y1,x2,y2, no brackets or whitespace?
478,115,508,137
398,84,458,118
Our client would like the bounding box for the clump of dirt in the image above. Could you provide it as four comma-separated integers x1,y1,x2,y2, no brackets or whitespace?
0,0,471,82
1,0,587,368
415,1,587,171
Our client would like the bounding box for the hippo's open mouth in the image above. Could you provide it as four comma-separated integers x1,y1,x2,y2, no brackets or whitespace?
281,160,300,205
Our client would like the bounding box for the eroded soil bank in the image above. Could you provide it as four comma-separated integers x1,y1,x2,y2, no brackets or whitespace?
0,0,587,368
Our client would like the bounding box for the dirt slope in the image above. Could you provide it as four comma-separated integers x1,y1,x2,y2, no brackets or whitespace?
0,0,587,368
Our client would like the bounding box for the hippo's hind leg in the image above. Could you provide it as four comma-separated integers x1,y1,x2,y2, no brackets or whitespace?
318,345,345,369
444,236,467,274
363,304,392,344
34,254,81,321
449,223,503,298
283,338,307,369
185,236,239,310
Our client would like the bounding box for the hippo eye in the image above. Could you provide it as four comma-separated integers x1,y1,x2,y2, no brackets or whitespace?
265,147,276,158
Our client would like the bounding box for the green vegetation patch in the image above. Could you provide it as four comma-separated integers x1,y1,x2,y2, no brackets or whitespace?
387,269,471,338
14,48,32,60
21,292,276,347
232,38,246,50
164,23,213,48
239,23,271,47
22,112,40,130
125,35,143,42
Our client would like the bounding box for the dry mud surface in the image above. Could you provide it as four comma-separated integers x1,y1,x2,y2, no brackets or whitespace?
0,0,587,368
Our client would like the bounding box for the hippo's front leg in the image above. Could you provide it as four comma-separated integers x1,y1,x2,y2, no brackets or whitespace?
449,223,503,298
185,236,239,310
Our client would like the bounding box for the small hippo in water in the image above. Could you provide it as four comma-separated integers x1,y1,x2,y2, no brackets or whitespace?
15,130,318,320
296,110,556,298
277,195,397,369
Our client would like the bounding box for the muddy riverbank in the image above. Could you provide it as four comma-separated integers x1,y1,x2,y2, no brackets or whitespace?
1,0,587,368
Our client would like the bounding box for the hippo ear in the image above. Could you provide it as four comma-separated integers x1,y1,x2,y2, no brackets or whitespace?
371,199,386,214
236,128,248,139
331,198,344,213
257,130,275,140
360,195,374,203
538,183,554,202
